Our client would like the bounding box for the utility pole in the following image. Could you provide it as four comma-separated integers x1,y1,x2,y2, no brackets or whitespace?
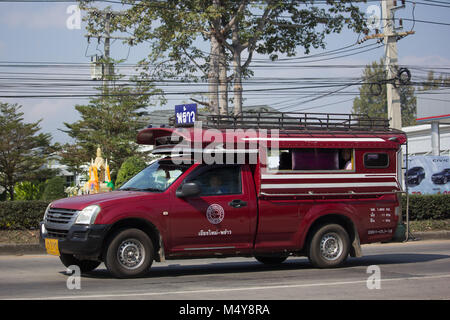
85,8,134,156
358,1,414,129
383,0,402,130
103,11,111,101
382,0,407,241
85,8,135,90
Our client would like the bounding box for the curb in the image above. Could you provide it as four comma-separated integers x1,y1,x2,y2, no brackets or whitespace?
0,244,44,256
0,231,449,256
407,231,450,241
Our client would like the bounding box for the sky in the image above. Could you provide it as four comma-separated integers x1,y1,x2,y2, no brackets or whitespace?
0,0,449,144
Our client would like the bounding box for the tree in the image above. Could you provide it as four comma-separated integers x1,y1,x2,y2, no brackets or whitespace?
62,74,155,180
0,102,56,200
58,143,90,180
352,59,417,127
217,1,367,116
81,1,367,116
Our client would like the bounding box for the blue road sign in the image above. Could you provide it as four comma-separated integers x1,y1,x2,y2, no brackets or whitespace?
175,104,197,125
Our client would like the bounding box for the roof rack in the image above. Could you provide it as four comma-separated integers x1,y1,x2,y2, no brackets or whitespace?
170,111,394,132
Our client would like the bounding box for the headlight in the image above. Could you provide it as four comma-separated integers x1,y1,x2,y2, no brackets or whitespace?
44,203,52,221
75,205,101,225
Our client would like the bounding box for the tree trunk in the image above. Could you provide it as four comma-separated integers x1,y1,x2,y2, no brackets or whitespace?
218,44,228,115
8,186,14,201
211,0,227,116
209,33,220,115
231,23,243,117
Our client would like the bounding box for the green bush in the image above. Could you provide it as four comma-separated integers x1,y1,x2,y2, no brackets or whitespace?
14,181,45,201
402,194,450,220
0,200,50,230
115,156,148,188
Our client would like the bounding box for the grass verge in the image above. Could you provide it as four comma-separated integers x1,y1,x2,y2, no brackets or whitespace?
0,230,40,244
408,219,450,233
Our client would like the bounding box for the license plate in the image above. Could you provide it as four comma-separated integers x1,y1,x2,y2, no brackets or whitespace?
45,238,60,256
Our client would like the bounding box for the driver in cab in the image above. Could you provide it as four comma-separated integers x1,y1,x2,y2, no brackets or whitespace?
207,175,229,195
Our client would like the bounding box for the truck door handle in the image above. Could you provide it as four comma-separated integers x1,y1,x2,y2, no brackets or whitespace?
228,199,247,208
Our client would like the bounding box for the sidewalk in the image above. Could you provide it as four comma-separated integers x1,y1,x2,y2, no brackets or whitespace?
0,231,449,256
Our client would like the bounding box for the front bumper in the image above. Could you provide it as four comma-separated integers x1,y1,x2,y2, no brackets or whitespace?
40,222,110,260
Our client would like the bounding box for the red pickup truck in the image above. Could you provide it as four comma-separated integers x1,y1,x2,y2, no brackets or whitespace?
40,112,407,278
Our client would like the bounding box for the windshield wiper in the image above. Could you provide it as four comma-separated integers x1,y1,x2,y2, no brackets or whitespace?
119,187,143,191
119,187,163,192
139,187,164,192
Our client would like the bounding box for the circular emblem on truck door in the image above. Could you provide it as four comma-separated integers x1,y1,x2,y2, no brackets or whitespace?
206,204,225,225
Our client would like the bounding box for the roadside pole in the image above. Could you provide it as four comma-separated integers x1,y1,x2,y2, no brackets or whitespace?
382,0,402,130
359,1,415,241
382,0,410,241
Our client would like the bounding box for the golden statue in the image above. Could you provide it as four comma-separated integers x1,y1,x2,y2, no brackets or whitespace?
84,147,113,194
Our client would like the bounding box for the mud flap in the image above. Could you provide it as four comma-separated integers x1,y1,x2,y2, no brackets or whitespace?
155,234,166,262
350,227,362,258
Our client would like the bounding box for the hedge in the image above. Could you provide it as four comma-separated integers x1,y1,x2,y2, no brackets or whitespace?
401,194,450,221
0,200,50,230
0,194,448,230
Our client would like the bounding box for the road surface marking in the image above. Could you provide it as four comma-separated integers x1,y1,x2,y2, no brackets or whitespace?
13,273,450,300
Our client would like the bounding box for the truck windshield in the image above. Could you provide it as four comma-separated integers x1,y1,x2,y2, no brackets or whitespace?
119,159,190,192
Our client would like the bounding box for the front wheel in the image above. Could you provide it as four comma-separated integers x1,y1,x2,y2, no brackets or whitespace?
105,228,154,278
307,224,350,268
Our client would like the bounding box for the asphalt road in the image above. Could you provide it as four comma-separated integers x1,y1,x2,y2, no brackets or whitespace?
1,240,449,300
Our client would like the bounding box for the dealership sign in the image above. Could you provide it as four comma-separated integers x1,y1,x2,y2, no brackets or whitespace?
405,156,450,195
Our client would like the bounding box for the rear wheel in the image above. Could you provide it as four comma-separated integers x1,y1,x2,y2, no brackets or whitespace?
59,253,101,273
105,228,154,278
307,224,350,268
255,256,287,265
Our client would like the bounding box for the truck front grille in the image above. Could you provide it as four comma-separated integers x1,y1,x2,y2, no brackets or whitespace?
46,208,77,225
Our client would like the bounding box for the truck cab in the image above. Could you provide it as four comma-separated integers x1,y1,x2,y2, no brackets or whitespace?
40,112,407,278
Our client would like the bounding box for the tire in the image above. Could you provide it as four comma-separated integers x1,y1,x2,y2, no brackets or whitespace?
105,228,154,278
59,253,101,273
307,224,350,268
255,256,287,265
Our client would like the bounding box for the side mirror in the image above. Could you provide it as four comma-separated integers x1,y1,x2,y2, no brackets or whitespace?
176,182,201,198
